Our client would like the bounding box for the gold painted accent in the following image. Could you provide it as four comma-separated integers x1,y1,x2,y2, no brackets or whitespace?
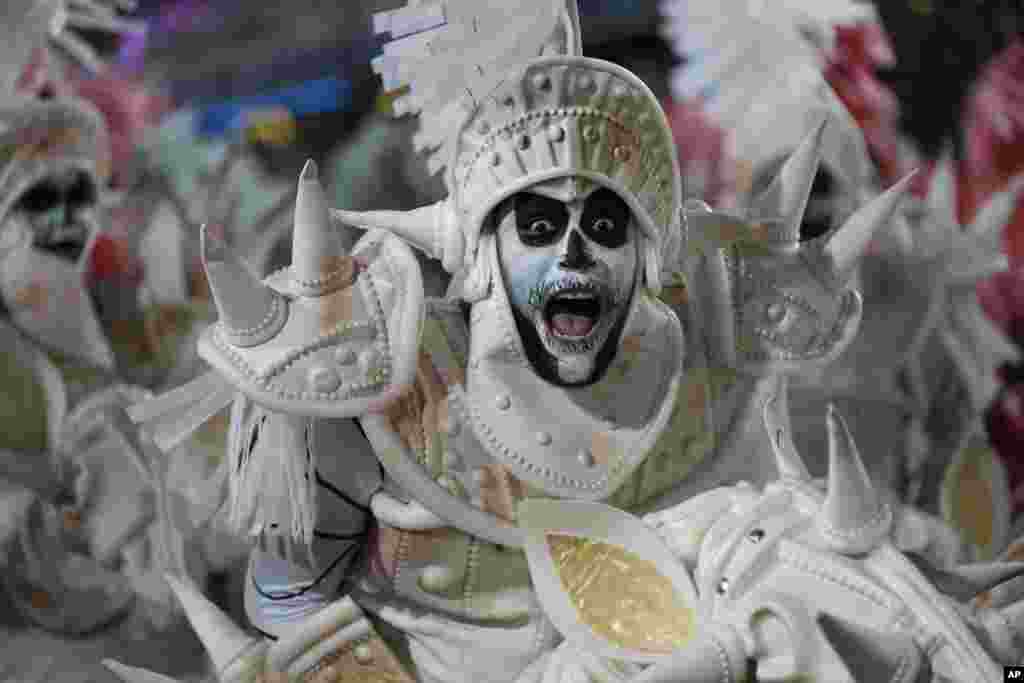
63,509,81,530
30,589,52,609
547,534,694,653
12,283,47,310
318,284,355,335
478,464,526,522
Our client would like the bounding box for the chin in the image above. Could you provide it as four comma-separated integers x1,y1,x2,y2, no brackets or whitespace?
512,305,629,388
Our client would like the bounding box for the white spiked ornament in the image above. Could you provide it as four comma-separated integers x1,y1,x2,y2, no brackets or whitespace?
165,573,267,682
816,613,931,683
291,160,354,296
818,403,893,554
202,224,288,348
193,162,425,419
747,115,828,243
822,172,917,285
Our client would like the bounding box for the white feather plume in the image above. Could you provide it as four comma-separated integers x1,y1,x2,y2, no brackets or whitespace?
370,0,576,176
659,0,874,128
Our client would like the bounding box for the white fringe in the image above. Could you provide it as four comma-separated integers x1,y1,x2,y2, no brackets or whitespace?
227,407,319,563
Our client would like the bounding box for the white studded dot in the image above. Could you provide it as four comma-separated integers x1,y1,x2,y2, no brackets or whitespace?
577,450,595,467
308,366,340,393
359,348,380,368
353,643,373,664
335,348,357,365
537,431,552,445
613,146,631,162
496,395,510,410
764,302,786,324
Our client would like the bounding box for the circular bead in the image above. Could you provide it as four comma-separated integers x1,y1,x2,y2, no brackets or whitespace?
613,146,631,162
764,302,786,324
353,643,373,664
577,74,593,91
537,432,552,445
547,125,566,142
496,395,511,410
577,450,595,467
583,127,599,142
716,577,730,595
532,73,552,90
308,366,341,393
335,348,357,365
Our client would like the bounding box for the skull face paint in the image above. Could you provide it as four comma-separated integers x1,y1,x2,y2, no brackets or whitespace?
495,177,640,386
13,168,98,263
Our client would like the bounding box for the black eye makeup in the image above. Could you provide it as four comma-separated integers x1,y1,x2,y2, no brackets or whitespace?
514,193,569,246
580,188,630,248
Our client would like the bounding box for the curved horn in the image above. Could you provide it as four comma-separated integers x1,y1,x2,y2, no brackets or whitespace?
165,574,263,681
762,385,811,481
749,116,828,243
202,224,287,347
817,613,931,683
818,404,892,554
291,160,353,295
824,173,916,285
332,201,445,262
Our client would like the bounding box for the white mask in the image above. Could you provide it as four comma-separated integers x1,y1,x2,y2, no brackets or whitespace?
0,212,114,369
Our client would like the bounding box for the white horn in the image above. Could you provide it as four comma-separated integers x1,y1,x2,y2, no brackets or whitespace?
817,613,931,683
165,574,265,682
818,404,892,553
291,160,353,295
824,173,916,284
749,116,828,243
332,200,455,268
202,224,287,347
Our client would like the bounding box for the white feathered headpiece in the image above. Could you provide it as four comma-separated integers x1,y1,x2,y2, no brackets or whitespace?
660,0,878,201
336,0,683,295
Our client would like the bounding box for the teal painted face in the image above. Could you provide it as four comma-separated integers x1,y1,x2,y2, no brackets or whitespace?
495,177,640,386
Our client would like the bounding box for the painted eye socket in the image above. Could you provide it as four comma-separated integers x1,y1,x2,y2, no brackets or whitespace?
581,189,630,248
525,218,559,238
514,193,569,246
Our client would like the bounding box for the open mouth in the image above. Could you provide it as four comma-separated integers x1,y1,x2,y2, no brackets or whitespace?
544,290,603,339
